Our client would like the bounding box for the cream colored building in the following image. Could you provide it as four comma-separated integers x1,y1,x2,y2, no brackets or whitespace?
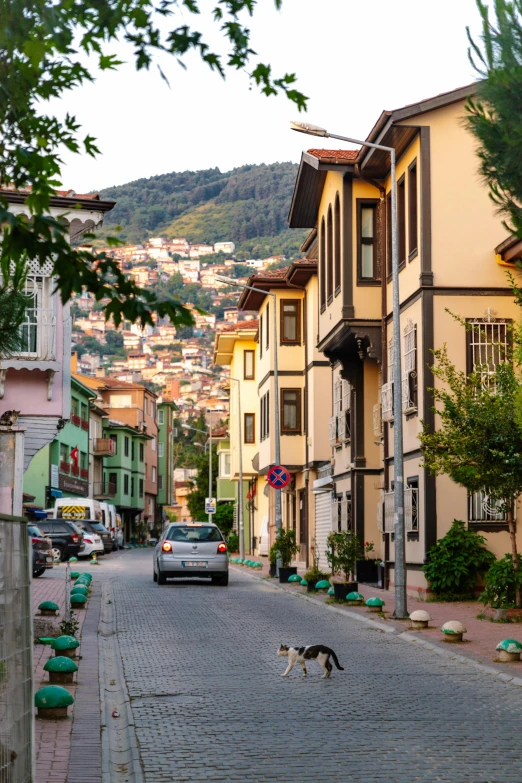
289,83,522,593
214,320,260,554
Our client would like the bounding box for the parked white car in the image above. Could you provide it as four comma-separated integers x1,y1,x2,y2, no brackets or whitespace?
73,520,104,558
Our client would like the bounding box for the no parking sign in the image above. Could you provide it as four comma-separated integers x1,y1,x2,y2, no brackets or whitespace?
267,465,290,490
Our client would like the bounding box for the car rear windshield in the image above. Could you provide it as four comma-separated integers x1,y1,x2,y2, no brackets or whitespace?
166,526,223,542
28,525,44,537
74,520,96,533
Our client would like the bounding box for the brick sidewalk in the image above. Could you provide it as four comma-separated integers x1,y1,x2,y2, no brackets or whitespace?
32,560,106,783
232,557,522,669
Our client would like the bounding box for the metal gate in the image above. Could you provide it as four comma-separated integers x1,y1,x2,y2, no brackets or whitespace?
314,491,333,571
0,514,33,783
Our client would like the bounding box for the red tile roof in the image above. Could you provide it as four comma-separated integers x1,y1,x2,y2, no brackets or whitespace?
220,319,259,333
307,148,359,163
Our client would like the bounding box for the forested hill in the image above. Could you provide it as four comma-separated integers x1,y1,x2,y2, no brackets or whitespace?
98,162,307,258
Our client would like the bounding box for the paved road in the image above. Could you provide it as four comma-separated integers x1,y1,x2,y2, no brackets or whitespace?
107,550,522,783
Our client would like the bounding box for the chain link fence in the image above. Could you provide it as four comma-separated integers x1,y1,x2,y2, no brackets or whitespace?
0,514,33,783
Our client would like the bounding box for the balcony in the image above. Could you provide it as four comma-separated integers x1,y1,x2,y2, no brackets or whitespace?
93,438,117,456
71,464,80,476
13,307,57,362
71,414,81,427
81,419,89,431
93,481,116,499
80,468,89,479
59,461,70,473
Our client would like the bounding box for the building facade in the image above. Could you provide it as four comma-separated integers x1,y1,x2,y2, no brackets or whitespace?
288,83,522,592
0,189,114,514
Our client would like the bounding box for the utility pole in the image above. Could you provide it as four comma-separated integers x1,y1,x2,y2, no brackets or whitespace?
208,409,213,524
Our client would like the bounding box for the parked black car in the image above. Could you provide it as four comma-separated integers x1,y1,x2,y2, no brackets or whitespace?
37,519,85,561
28,524,54,577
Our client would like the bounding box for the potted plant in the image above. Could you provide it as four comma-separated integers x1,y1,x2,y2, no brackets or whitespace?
303,567,331,592
356,541,379,584
326,531,361,600
274,530,300,583
269,543,277,578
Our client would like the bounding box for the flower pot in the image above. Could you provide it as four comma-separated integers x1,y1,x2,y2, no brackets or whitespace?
279,566,297,583
356,559,378,584
307,580,317,592
333,582,358,601
269,564,277,578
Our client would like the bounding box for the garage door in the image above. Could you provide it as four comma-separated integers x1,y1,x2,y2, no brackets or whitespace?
314,491,333,571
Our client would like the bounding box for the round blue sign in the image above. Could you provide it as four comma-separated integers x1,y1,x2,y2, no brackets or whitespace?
267,465,290,489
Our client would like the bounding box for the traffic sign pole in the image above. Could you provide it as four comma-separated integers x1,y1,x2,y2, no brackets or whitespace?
272,298,283,576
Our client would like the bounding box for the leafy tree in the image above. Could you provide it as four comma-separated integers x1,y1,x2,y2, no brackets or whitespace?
0,285,32,357
73,336,106,357
466,0,522,238
420,343,522,606
186,445,234,534
1,1,307,326
105,330,126,357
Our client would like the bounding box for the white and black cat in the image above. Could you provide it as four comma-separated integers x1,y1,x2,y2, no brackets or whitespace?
277,644,344,678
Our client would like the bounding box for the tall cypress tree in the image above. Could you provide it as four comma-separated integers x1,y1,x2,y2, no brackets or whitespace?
466,0,522,237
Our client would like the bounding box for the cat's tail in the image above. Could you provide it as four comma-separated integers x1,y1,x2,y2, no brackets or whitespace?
331,651,344,670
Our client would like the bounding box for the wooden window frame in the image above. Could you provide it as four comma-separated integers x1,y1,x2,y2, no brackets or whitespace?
124,436,129,457
327,205,333,304
356,198,380,286
386,192,392,278
259,314,263,359
320,216,326,312
408,159,418,260
244,412,255,444
266,303,269,351
398,174,406,269
281,388,302,434
280,299,301,345
334,192,341,296
124,473,129,495
244,349,255,380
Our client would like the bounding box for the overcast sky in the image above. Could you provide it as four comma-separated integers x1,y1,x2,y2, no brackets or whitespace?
56,0,486,192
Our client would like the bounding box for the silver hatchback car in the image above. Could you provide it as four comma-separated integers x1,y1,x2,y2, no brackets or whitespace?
153,522,229,586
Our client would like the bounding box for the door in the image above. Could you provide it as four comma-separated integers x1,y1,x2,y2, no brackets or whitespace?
314,491,333,571
299,489,308,566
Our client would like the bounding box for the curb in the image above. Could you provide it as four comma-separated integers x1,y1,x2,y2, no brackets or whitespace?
232,566,522,691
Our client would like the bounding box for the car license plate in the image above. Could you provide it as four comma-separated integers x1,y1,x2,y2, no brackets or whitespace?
46,556,53,563
182,561,207,567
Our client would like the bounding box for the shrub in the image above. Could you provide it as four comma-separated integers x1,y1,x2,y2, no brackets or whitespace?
269,543,277,566
480,554,522,608
60,614,80,638
326,531,361,581
272,529,299,568
423,519,495,599
227,533,239,553
304,567,330,584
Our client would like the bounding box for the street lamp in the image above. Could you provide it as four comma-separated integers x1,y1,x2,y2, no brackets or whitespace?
290,121,407,619
215,275,283,575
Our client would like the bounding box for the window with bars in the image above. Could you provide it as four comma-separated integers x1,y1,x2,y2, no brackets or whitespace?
402,321,418,413
467,318,510,384
382,338,394,422
468,490,513,524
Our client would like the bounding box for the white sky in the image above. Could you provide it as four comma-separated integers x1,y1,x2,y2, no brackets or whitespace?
55,0,485,192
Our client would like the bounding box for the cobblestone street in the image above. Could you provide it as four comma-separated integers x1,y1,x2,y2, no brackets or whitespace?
109,550,522,783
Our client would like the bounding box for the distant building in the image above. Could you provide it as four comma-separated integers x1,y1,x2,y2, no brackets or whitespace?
214,241,235,255
189,244,214,258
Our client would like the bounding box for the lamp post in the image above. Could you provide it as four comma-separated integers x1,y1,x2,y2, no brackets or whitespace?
216,276,283,575
290,121,407,619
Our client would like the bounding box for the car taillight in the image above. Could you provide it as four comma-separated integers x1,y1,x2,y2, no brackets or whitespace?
84,537,93,544
31,538,38,544
162,542,172,552
217,542,227,553
71,534,79,543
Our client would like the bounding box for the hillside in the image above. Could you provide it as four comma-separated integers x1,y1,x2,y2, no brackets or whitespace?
98,162,306,258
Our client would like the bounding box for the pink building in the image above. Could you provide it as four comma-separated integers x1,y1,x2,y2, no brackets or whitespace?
0,189,115,514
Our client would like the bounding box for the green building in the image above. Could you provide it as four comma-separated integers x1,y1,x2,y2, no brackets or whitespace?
156,400,177,514
24,376,96,508
102,420,150,538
